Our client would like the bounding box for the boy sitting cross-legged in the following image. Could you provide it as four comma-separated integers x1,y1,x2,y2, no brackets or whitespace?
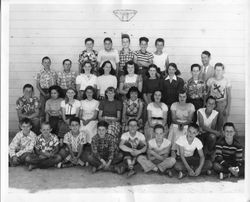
26,122,62,171
9,118,36,167
119,119,148,178
88,121,124,174
144,124,176,176
174,123,212,179
213,122,244,179
58,117,89,168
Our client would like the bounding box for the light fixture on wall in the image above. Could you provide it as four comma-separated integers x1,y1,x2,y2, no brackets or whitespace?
113,9,137,22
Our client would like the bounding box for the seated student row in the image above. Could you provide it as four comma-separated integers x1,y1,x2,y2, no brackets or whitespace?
9,117,244,180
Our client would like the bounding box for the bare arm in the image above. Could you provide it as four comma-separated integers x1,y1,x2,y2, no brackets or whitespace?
119,139,133,153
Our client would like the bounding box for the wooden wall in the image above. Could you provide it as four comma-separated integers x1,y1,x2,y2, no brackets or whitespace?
9,2,247,135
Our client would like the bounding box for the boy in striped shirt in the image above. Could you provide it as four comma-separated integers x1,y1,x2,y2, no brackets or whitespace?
213,122,244,179
134,37,153,79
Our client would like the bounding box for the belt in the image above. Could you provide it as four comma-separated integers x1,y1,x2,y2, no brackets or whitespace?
152,117,163,120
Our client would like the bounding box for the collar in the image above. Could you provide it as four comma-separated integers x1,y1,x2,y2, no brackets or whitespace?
129,98,139,104
21,131,31,138
41,67,52,73
121,48,132,54
139,50,148,54
165,75,177,81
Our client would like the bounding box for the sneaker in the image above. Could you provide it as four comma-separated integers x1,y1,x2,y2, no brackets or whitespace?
219,172,224,180
229,167,239,177
57,162,62,168
127,169,136,178
178,171,185,179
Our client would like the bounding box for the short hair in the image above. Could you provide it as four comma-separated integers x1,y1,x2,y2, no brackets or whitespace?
97,120,109,129
23,84,34,92
104,37,112,43
42,56,51,63
85,38,94,44
82,85,97,99
99,60,116,76
167,63,181,76
121,34,130,42
104,86,118,100
139,37,149,44
128,118,138,125
214,62,225,70
202,50,211,57
191,64,201,71
123,60,139,74
146,64,161,78
81,61,93,73
62,59,72,65
154,124,165,132
188,123,199,131
151,90,163,102
41,121,51,128
69,117,80,125
223,122,236,131
126,86,141,99
20,118,32,125
49,85,63,98
206,95,216,103
155,38,165,46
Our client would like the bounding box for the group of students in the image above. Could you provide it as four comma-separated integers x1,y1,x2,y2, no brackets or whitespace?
9,35,244,179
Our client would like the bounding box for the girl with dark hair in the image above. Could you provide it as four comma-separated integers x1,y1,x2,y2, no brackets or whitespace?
119,61,142,99
98,87,122,142
142,64,162,105
45,85,64,135
97,61,118,100
161,63,184,107
79,86,99,143
122,87,144,133
144,90,168,140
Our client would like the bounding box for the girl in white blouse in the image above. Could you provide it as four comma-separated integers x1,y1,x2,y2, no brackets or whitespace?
79,86,99,143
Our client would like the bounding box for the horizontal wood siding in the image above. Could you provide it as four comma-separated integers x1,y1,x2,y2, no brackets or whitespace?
9,3,247,135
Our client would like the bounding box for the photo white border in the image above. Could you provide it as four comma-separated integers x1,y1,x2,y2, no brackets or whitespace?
1,0,249,201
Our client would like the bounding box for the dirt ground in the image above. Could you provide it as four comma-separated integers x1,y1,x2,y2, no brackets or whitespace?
9,165,244,194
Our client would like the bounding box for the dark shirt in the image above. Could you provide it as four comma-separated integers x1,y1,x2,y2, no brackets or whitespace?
215,138,243,165
99,100,122,118
91,133,117,161
161,76,184,106
142,78,162,94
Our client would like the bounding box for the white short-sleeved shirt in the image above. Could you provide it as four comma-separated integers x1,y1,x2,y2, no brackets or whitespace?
97,75,117,96
121,131,145,149
171,102,195,123
97,49,120,70
148,138,171,153
80,99,99,120
176,135,203,157
207,77,231,102
61,99,81,115
76,74,97,91
197,108,218,131
147,102,168,118
153,52,168,72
